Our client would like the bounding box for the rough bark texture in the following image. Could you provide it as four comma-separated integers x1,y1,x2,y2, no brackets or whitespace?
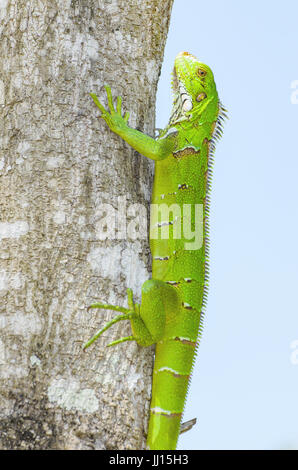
0,0,173,450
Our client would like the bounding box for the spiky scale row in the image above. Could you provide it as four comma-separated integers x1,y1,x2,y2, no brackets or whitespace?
86,52,226,450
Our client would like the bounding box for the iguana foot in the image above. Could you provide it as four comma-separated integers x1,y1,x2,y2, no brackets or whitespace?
83,280,180,351
83,288,153,350
90,85,130,134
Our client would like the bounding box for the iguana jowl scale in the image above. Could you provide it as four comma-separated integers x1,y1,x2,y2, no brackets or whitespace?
84,52,226,450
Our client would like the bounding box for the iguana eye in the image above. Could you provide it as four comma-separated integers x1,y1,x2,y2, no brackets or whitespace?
197,69,207,78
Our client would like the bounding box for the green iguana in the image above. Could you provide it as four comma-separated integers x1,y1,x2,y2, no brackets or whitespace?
83,52,226,450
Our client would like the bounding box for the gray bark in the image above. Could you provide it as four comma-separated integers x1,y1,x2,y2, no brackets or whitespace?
0,0,173,450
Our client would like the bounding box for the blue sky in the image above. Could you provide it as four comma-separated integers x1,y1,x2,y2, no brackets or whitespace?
156,0,298,450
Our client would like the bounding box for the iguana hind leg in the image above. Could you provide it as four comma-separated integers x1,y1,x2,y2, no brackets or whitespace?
83,280,179,351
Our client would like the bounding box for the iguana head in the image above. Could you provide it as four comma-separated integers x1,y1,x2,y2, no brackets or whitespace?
170,51,219,123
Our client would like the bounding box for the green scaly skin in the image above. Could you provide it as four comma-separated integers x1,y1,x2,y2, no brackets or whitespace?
84,52,226,450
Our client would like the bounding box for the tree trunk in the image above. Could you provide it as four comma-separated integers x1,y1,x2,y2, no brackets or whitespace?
0,0,173,450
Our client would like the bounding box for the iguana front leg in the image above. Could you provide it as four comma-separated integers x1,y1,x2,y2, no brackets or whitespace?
90,86,174,161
